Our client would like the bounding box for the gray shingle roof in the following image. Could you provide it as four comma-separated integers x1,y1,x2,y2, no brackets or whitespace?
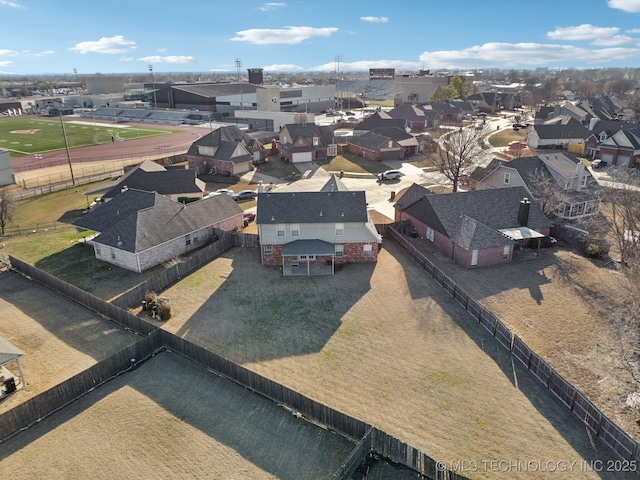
74,189,242,252
399,186,551,249
347,131,392,151
532,118,588,140
256,191,368,224
186,125,260,164
102,167,205,200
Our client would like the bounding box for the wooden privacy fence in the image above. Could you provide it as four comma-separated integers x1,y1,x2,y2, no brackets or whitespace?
111,232,236,309
161,331,469,480
8,256,158,336
385,226,640,465
0,330,163,443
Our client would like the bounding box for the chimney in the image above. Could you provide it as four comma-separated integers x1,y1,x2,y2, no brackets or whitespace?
518,198,531,227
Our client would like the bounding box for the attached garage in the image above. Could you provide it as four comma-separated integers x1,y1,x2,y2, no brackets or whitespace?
292,151,312,163
600,153,614,165
617,154,631,167
379,149,401,161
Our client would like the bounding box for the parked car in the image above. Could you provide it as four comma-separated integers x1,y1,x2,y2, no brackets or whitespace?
242,211,256,226
214,188,234,196
232,190,258,201
377,170,402,181
591,159,606,169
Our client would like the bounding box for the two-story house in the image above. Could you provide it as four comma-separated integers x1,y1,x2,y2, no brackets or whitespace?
186,125,266,176
256,182,382,276
277,123,335,163
468,153,601,219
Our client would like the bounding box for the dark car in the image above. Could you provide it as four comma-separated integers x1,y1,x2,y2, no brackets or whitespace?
232,190,258,201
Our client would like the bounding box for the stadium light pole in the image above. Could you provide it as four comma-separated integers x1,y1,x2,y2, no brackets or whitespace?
148,64,157,108
59,111,76,185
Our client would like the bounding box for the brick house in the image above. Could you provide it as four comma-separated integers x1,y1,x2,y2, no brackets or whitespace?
346,131,405,161
394,184,552,268
186,125,267,176
387,104,430,131
73,188,243,272
468,153,601,219
596,127,640,167
256,179,382,275
277,123,335,163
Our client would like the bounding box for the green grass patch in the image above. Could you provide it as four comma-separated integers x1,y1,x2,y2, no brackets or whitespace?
320,154,388,175
0,116,182,157
255,156,298,180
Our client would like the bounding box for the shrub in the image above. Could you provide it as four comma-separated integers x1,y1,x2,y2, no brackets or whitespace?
585,242,605,259
157,301,172,321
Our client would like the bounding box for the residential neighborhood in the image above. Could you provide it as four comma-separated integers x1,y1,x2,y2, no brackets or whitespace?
2,8,640,475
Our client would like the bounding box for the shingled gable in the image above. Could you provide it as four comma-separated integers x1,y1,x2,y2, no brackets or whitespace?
74,188,242,253
530,117,588,140
320,175,349,192
399,186,551,248
186,125,258,164
102,166,205,200
393,183,433,211
347,131,393,151
354,111,405,131
257,190,369,225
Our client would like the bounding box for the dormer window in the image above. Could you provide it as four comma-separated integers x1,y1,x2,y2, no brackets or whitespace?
599,132,607,143
313,136,319,146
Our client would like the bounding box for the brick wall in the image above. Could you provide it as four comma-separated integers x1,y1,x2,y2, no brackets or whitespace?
261,242,378,266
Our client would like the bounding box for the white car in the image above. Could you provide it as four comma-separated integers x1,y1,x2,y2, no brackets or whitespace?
377,170,402,181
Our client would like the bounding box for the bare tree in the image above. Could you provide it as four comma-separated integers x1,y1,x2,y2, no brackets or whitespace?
435,122,490,192
601,170,640,274
0,188,16,235
526,168,569,217
293,113,308,124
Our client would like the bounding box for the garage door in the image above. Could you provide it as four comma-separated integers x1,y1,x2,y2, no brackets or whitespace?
379,149,400,161
292,151,312,163
617,155,631,167
600,153,614,165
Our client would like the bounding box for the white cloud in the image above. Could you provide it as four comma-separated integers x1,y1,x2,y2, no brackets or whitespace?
418,42,640,69
231,26,338,45
0,61,14,67
157,48,167,53
627,28,640,33
259,2,285,11
547,24,620,41
137,55,196,64
33,50,55,57
608,0,640,12
0,49,18,57
262,63,305,71
360,16,389,23
0,0,24,8
312,59,421,72
70,35,137,54
592,34,635,46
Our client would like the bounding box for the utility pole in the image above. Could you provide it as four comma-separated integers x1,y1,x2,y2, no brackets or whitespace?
59,111,75,185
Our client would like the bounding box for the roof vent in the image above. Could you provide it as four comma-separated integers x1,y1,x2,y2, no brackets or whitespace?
319,211,323,216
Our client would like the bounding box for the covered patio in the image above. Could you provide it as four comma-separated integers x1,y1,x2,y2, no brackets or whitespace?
499,226,546,258
0,336,25,399
281,239,335,276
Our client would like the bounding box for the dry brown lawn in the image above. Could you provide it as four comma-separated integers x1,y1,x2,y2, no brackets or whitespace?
0,352,353,480
142,244,630,480
0,270,140,414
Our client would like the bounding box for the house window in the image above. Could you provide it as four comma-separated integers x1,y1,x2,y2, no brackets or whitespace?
291,224,300,237
264,245,273,255
388,141,393,148
193,234,199,244
96,245,101,256
313,136,319,146
503,173,510,185
335,223,344,236
185,234,191,246
503,245,510,261
276,224,285,237
426,226,434,242
335,244,344,258
110,248,116,260
363,244,373,257
471,249,478,266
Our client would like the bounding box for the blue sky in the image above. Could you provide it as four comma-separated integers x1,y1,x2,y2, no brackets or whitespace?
2,0,640,75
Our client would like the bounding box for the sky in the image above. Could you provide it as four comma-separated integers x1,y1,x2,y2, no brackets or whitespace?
2,0,640,76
